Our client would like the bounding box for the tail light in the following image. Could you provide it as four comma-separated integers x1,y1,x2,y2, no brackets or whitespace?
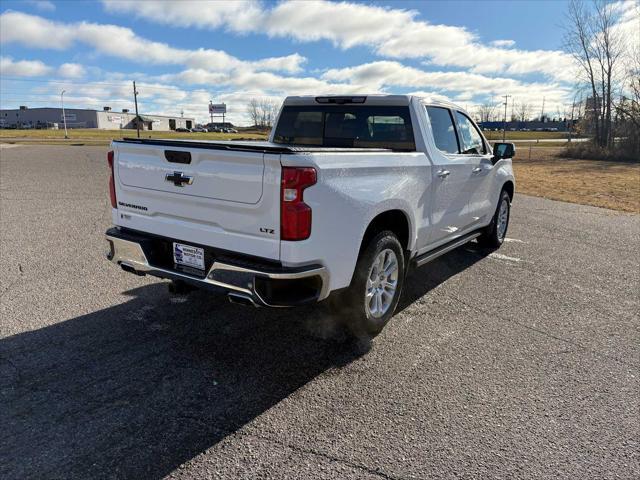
281,167,316,240
107,150,117,208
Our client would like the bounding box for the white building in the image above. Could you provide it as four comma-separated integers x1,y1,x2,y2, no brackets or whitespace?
0,106,195,131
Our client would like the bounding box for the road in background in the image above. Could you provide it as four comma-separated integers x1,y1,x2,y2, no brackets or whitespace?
510,137,589,143
1,146,638,479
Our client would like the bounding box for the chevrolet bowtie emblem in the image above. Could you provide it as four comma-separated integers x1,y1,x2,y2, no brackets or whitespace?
165,171,193,187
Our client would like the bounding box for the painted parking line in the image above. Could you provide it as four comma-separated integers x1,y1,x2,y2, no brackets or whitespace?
488,252,522,262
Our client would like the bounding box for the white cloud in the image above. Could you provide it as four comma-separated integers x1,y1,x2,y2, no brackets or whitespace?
101,0,577,82
103,0,264,33
490,39,515,48
0,11,306,74
613,1,640,52
321,61,571,111
0,56,52,76
0,11,75,49
58,63,86,78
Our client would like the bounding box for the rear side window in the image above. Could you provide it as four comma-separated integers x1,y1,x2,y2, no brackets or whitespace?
454,111,486,154
273,106,415,150
425,106,459,154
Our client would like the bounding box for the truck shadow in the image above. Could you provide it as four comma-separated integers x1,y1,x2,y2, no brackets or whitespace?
1,245,488,479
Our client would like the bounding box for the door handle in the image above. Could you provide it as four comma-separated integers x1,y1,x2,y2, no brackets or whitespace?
437,169,451,178
472,167,483,174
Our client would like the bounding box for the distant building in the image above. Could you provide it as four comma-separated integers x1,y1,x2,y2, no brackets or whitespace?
0,106,195,131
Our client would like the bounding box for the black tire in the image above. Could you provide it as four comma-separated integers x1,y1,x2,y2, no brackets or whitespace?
329,231,405,338
477,190,511,249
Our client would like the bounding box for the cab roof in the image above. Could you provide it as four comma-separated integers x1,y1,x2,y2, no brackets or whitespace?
282,94,466,113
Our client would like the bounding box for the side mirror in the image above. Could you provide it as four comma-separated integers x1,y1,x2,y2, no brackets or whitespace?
492,142,515,163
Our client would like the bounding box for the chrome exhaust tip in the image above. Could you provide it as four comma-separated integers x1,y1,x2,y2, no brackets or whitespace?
227,293,258,307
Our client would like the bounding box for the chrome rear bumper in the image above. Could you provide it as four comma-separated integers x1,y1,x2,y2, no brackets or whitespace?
105,230,329,307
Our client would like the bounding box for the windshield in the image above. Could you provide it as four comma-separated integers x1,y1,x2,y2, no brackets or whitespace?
273,105,416,151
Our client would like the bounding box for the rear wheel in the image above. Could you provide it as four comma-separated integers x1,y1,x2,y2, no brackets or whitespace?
330,231,405,338
478,190,511,248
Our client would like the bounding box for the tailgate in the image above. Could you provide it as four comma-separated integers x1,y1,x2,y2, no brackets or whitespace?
118,146,264,204
111,141,282,260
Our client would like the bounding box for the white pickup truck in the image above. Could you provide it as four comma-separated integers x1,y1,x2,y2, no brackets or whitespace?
106,95,515,337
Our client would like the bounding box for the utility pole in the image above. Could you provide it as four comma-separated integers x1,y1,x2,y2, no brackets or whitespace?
209,100,214,125
502,94,511,142
133,81,140,138
540,96,545,122
60,90,68,139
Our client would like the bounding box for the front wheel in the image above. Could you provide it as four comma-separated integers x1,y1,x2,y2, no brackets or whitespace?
329,231,405,338
478,190,511,248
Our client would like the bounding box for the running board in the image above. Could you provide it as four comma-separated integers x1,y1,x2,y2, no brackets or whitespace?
412,231,481,268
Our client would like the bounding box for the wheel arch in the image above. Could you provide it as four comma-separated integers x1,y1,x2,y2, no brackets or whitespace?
359,209,412,256
502,180,515,202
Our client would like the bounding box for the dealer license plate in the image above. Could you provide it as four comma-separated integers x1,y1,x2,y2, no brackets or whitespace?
173,242,205,271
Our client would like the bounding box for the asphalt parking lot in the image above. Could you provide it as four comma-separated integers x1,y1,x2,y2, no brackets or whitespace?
1,144,638,479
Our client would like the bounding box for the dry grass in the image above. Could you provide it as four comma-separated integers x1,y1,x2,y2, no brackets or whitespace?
513,146,640,213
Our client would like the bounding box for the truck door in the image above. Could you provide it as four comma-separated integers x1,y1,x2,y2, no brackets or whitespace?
452,111,495,225
422,106,474,247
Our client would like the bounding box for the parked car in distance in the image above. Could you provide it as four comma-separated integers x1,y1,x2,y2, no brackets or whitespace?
175,127,191,132
191,126,207,133
106,95,515,338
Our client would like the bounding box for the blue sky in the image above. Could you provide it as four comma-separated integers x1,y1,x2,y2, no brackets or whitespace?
1,0,638,124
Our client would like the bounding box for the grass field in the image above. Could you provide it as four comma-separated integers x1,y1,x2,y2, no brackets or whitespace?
0,128,268,145
513,146,639,213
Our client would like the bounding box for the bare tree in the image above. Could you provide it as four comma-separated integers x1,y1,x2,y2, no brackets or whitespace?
247,98,280,128
476,102,499,123
613,43,640,156
260,98,280,128
246,98,260,127
564,0,624,148
513,101,532,122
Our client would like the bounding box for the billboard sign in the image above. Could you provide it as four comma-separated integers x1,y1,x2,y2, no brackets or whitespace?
209,103,226,114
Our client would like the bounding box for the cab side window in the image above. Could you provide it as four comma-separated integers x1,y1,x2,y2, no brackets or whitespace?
426,106,459,154
454,111,486,154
